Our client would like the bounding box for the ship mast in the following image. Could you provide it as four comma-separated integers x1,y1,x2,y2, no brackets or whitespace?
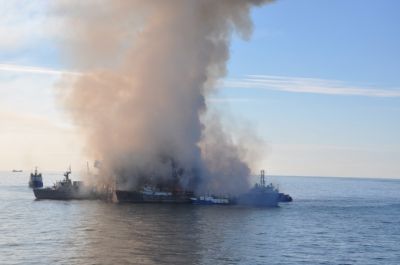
64,166,72,181
260,169,266,187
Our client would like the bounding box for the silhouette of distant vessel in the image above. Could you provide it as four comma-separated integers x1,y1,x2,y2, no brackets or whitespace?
29,167,43,188
12,169,23,173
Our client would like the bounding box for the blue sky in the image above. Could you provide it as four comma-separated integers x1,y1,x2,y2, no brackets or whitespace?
0,0,399,177
231,0,400,85
215,0,400,177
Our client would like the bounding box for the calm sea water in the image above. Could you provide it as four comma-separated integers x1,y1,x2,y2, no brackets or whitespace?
1,171,399,265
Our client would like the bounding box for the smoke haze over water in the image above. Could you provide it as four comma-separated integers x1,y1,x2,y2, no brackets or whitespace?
55,0,272,195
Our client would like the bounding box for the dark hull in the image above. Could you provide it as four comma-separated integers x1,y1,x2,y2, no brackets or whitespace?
278,193,293,202
116,190,192,204
29,180,43,188
33,188,102,200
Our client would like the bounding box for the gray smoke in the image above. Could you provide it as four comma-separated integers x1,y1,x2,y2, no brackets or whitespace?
54,0,273,195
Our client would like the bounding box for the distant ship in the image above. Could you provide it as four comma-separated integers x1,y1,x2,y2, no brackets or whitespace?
12,169,23,173
33,168,108,200
29,167,43,188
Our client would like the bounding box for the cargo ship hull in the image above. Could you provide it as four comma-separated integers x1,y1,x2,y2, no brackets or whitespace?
116,190,192,204
33,188,102,200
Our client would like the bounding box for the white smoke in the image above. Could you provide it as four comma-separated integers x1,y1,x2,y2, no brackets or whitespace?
53,0,273,195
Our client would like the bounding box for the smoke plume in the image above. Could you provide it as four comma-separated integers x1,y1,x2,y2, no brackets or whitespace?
54,0,272,195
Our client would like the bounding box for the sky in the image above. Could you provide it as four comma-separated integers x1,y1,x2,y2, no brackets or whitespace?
0,0,399,178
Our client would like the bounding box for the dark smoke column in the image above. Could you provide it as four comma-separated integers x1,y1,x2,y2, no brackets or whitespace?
56,0,273,195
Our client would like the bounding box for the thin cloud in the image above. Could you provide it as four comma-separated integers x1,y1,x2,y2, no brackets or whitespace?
223,75,400,98
207,97,258,103
0,63,82,76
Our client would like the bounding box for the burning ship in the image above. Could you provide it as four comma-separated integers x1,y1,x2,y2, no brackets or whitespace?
115,159,195,204
51,1,290,206
30,157,292,206
116,165,292,206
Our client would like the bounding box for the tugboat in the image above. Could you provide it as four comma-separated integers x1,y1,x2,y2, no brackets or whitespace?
236,170,280,207
33,168,107,200
29,167,43,188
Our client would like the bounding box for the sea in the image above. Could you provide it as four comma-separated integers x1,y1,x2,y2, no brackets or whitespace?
1,171,399,265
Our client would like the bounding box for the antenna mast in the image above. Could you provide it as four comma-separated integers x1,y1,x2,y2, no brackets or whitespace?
260,169,265,187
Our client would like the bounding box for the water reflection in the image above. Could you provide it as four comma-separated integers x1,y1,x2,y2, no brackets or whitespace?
76,204,203,264
75,203,279,265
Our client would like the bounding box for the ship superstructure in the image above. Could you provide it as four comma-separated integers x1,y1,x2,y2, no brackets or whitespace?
29,167,43,188
236,170,280,207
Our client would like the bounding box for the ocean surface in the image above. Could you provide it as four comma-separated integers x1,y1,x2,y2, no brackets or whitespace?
1,171,399,265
